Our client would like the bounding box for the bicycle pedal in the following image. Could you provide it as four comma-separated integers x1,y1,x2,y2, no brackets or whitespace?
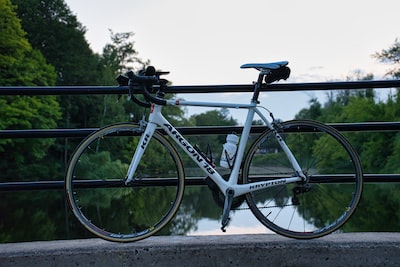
221,218,230,232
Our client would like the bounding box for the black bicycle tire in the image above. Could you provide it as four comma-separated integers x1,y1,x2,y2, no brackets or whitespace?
65,123,185,242
242,119,363,239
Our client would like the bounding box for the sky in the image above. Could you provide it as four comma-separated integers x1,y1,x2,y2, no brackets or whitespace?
65,0,399,123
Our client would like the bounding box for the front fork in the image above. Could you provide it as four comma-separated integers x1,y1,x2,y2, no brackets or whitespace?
124,119,157,185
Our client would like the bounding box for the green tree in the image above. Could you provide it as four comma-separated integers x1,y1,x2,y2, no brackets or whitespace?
0,0,29,81
0,0,56,86
374,38,400,78
0,0,59,171
189,108,237,126
373,38,400,173
12,0,100,86
0,0,62,243
182,108,237,172
99,30,185,126
101,31,149,84
295,98,322,120
12,0,105,132
292,56,400,233
188,108,237,150
99,31,148,127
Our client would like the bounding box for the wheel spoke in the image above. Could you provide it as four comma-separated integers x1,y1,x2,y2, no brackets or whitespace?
243,120,363,239
65,123,185,242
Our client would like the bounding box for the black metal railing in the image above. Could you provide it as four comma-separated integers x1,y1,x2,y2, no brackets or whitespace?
1,80,400,95
1,79,400,192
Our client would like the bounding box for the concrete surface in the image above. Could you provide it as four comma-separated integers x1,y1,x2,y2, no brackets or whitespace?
0,233,399,267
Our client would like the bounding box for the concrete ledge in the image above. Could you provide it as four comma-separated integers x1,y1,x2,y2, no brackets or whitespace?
1,233,399,267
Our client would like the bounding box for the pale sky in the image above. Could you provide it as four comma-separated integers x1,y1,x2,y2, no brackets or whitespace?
65,0,399,122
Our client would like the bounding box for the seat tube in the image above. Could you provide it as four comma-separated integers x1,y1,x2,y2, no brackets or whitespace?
228,106,256,186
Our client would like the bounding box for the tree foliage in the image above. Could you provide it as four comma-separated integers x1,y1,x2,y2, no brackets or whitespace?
185,108,237,164
0,0,56,86
0,0,29,76
374,38,400,78
101,31,149,81
0,0,62,243
0,0,60,164
294,39,400,232
12,0,100,85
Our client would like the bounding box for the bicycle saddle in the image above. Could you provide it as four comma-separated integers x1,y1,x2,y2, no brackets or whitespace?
241,61,290,83
240,61,288,71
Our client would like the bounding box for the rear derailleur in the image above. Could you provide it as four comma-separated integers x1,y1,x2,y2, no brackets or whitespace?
291,183,311,205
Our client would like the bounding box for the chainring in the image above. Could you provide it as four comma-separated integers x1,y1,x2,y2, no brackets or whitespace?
206,174,246,209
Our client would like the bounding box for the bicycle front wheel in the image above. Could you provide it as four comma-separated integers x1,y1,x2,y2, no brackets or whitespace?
242,120,363,239
65,123,185,242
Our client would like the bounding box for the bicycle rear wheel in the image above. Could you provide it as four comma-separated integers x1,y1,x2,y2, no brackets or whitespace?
242,120,363,239
65,123,185,242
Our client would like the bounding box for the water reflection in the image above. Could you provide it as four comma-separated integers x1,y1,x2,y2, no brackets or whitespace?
185,195,314,235
187,206,273,236
170,186,275,236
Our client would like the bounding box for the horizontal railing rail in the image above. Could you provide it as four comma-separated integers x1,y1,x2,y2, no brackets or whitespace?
1,174,398,192
1,80,400,191
1,80,400,95
2,122,400,139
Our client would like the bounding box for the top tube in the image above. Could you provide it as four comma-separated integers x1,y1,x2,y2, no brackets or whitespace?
165,99,257,109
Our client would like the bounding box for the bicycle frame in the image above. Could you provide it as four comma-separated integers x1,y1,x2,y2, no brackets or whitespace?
65,63,363,241
125,98,305,198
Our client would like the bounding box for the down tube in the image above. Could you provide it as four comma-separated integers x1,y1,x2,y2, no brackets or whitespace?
156,115,228,191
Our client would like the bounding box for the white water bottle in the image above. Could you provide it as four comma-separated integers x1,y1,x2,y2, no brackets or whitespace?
220,133,239,168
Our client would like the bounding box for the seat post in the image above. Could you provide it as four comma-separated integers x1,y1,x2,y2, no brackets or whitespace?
252,70,268,103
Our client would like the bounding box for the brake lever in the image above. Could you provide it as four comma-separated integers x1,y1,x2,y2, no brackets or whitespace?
115,74,129,103
116,74,129,86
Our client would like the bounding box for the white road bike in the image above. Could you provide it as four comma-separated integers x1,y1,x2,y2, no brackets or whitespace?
65,61,363,242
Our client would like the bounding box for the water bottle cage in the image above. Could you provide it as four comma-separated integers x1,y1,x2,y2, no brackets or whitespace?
224,148,238,169
194,145,215,168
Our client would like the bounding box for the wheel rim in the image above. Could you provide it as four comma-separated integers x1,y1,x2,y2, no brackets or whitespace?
243,120,363,238
65,124,184,241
